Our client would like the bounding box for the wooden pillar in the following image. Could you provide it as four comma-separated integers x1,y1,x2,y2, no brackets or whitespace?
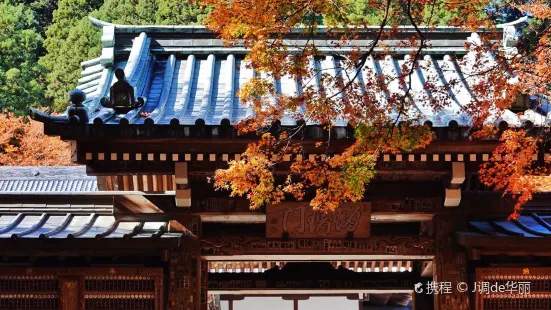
207,294,221,310
433,214,469,310
168,216,207,310
200,259,208,310
58,276,84,310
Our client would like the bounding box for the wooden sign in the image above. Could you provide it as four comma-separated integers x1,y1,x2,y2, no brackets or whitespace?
266,202,371,238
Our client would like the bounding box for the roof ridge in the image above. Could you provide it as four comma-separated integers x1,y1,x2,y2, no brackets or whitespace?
88,15,513,34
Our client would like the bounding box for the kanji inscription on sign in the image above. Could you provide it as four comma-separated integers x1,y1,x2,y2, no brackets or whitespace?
266,202,371,238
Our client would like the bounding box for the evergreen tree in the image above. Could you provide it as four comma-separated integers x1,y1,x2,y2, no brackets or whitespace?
40,0,209,112
94,0,157,25
156,0,210,25
0,2,47,115
345,0,459,26
11,0,58,36
39,0,103,111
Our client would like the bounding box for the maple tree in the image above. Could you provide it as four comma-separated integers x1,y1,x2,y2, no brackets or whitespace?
0,111,71,166
204,0,551,218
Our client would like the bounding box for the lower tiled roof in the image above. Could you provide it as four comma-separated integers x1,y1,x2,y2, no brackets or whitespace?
0,212,178,240
0,166,97,192
466,214,551,238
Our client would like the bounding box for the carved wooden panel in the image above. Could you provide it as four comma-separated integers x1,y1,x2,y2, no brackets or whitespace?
266,203,370,238
475,268,551,310
201,235,434,258
0,267,163,310
433,214,469,310
59,276,83,310
169,234,202,310
207,260,413,273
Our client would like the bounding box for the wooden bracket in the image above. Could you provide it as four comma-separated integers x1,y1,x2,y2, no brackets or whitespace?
175,162,188,185
175,162,191,207
450,162,466,185
444,188,461,207
445,162,465,207
70,141,78,163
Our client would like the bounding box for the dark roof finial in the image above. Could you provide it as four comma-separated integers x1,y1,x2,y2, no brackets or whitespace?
100,69,144,114
115,68,125,81
67,89,89,124
69,89,86,106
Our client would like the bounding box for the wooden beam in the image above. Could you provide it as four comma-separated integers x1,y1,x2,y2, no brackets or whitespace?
169,220,186,232
421,261,433,278
115,212,265,223
211,289,414,295
457,233,551,249
200,235,434,260
111,195,442,223
371,213,434,222
200,213,266,223
113,194,163,214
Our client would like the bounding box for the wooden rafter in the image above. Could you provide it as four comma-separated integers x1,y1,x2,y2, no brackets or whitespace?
98,175,176,191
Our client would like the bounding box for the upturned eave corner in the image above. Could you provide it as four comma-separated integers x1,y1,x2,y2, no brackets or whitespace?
88,16,113,29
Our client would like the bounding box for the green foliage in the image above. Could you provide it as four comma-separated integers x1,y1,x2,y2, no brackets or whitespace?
40,0,208,112
95,0,157,25
341,153,377,199
155,0,210,25
11,0,58,36
354,122,434,153
39,0,103,111
0,2,47,115
344,0,458,25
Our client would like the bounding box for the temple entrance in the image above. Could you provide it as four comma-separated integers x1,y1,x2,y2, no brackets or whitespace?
206,260,432,310
216,295,414,310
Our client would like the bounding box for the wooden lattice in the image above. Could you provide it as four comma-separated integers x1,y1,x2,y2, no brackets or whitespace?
0,275,59,310
0,294,59,310
483,295,551,310
85,276,156,292
0,268,163,310
85,295,156,309
475,268,551,310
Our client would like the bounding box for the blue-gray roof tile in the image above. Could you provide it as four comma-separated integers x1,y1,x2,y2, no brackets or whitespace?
0,166,97,193
58,17,545,129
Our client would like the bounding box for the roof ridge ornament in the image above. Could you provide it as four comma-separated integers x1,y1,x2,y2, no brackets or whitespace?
28,89,89,124
100,69,144,114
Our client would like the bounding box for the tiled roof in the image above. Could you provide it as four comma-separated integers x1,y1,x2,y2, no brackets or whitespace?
0,166,97,192
467,214,551,237
0,203,111,214
72,18,540,129
0,212,179,240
